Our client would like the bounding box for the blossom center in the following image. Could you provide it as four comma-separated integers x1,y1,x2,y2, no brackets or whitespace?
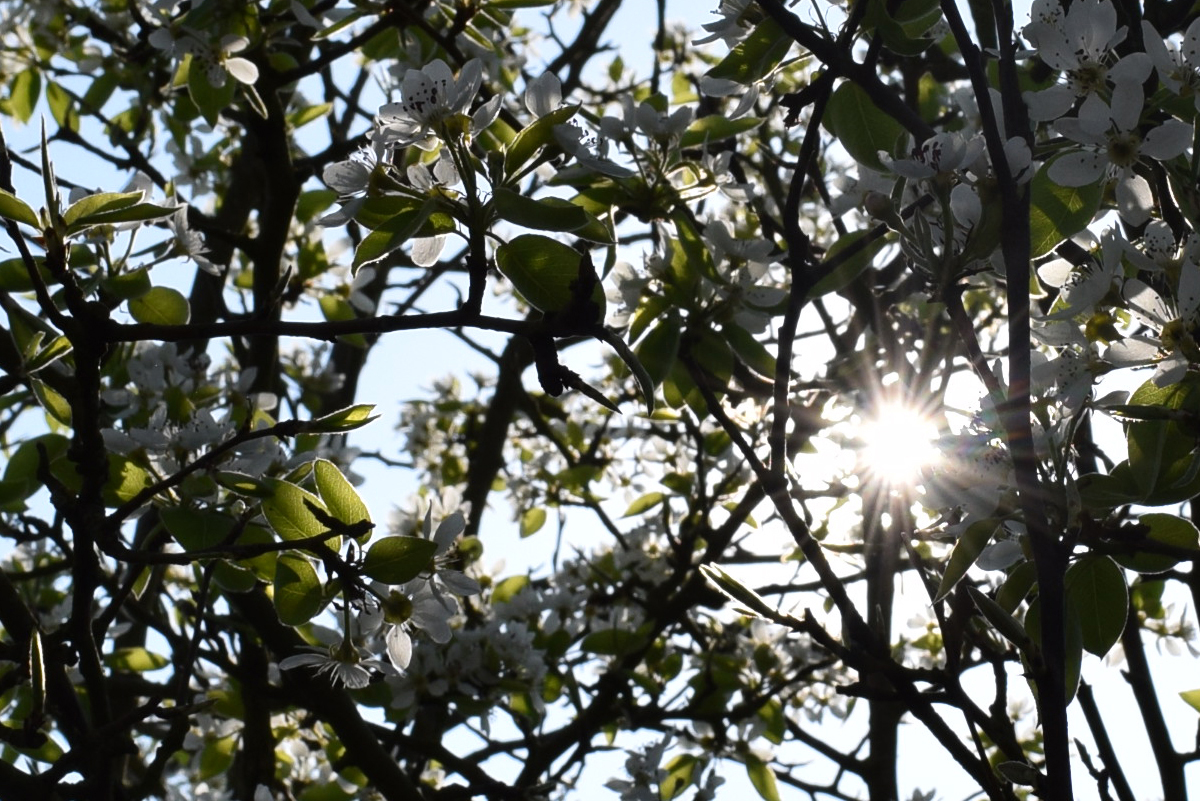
1106,131,1142,167
1068,59,1107,94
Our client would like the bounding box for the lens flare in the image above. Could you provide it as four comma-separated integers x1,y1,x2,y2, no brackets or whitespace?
856,403,941,489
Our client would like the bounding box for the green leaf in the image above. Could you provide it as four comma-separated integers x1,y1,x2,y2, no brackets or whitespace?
504,104,579,178
661,754,699,801
580,627,648,656
309,404,379,433
807,228,890,298
745,755,782,801
129,286,191,325
186,54,238,127
30,378,72,425
1,434,70,508
634,314,682,388
273,553,324,625
1181,689,1200,714
215,471,272,498
1115,513,1199,573
1024,596,1084,701
66,202,178,233
967,586,1031,649
723,322,776,378
212,560,257,593
0,188,41,229
823,82,906,172
46,81,78,131
63,191,143,229
24,335,72,374
262,478,335,550
520,507,547,538
102,268,153,301
161,506,235,552
362,536,437,585
290,102,333,128
314,459,371,542
105,647,170,672
1065,554,1128,657
352,200,435,270
705,18,792,85
1029,156,1104,257
492,575,530,604
492,187,591,233
679,116,764,149
9,68,40,123
934,520,998,602
622,491,665,517
102,455,153,507
495,234,604,315
700,564,775,618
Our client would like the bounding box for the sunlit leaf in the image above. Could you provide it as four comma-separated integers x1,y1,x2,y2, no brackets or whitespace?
1029,156,1104,257
1065,554,1127,656
823,82,906,172
128,286,191,326
622,491,664,517
935,520,998,602
705,18,791,85
314,459,371,542
520,507,547,537
362,536,437,585
273,552,324,626
745,755,782,801
105,647,170,672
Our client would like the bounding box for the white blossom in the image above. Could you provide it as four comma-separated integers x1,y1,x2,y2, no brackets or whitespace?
1048,87,1192,225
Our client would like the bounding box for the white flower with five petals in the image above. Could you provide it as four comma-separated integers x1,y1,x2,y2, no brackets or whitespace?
1048,85,1192,225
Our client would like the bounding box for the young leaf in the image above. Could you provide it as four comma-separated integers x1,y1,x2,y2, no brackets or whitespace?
310,404,379,433
362,536,437,585
495,234,604,316
1065,554,1128,656
314,459,371,543
0,188,41,229
705,18,791,85
520,507,547,537
745,755,782,801
262,478,337,551
934,520,998,602
823,82,906,172
129,286,191,326
62,190,143,229
504,104,579,178
1029,156,1104,257
622,491,665,517
273,552,324,626
1114,513,1199,574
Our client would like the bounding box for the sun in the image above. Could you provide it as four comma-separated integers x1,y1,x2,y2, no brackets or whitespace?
855,402,942,489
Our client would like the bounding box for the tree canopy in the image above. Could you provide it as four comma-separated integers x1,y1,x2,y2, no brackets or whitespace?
2,0,1200,799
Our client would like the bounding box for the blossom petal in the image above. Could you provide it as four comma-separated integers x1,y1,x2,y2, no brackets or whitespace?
525,72,562,118
1141,119,1192,161
1108,51,1152,84
451,59,483,113
323,160,370,194
411,235,446,267
225,57,259,86
1115,171,1153,225
471,94,502,134
386,626,412,670
1025,85,1076,122
1108,80,1143,132
1077,93,1111,135
1104,336,1159,365
1047,150,1105,186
